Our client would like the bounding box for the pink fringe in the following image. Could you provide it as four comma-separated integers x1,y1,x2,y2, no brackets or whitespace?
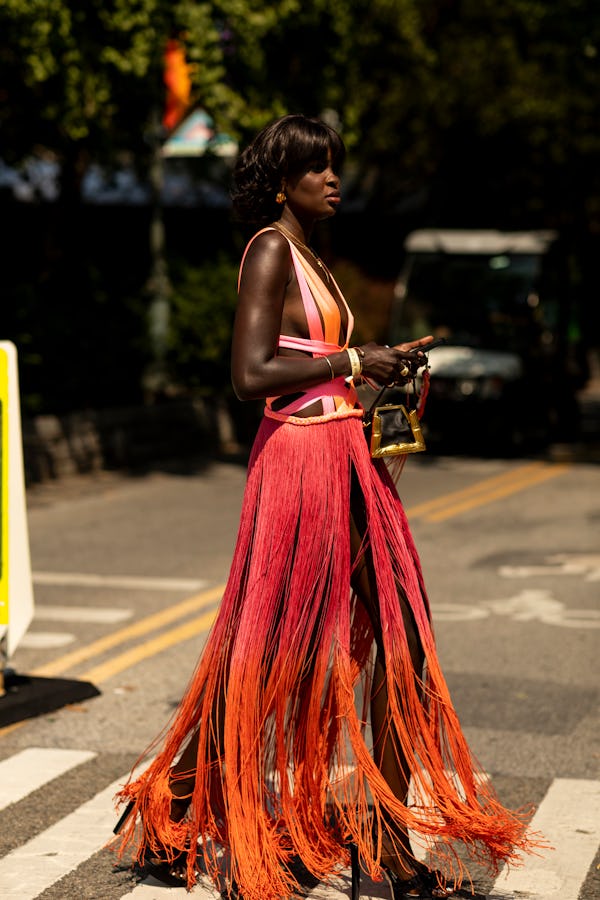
114,414,540,898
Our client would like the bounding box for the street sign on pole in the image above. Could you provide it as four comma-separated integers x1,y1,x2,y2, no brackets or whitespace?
161,108,237,158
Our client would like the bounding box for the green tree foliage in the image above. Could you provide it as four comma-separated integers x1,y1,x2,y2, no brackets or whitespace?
245,0,600,223
0,0,300,166
2,0,599,416
2,0,597,218
167,254,240,391
0,1,302,412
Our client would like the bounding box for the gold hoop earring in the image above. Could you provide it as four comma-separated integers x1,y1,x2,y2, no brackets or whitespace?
275,191,286,204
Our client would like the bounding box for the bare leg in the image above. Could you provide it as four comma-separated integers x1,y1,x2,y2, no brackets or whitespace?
169,683,227,814
350,472,425,879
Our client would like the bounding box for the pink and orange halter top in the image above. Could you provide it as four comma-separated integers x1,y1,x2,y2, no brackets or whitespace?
238,227,363,423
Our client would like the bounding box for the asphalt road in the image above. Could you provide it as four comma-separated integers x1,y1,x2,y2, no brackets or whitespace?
0,451,598,900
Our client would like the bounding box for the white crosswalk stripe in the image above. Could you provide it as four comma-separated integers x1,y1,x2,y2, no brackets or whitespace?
0,772,127,898
121,872,380,898
0,747,597,899
19,602,135,650
0,748,96,810
32,572,208,592
490,778,600,900
33,605,134,624
17,631,75,649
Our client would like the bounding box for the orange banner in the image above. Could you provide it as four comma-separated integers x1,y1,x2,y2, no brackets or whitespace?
163,39,192,131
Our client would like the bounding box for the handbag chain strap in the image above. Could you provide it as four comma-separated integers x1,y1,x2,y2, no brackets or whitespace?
364,379,415,424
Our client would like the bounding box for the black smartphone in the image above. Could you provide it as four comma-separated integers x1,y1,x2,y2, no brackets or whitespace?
416,337,447,353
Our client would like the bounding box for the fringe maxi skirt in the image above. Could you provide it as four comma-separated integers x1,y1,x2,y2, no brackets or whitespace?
114,412,536,897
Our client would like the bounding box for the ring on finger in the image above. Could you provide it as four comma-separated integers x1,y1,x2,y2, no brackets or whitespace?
399,364,410,377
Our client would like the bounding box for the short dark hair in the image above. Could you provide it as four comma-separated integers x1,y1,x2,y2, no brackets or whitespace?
231,114,345,226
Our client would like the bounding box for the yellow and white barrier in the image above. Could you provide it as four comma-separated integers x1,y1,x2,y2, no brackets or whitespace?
0,342,34,671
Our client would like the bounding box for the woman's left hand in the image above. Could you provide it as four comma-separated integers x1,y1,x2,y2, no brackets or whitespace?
393,335,434,378
357,335,433,386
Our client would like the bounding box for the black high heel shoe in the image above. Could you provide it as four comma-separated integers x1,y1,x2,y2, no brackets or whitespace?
349,847,454,900
113,797,193,884
381,864,456,899
415,864,457,896
382,867,433,899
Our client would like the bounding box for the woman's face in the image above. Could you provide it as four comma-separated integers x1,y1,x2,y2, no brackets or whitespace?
283,150,341,223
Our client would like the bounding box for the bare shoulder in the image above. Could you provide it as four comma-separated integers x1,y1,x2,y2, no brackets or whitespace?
243,227,290,266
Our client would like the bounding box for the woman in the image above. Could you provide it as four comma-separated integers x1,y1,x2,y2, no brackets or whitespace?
115,115,536,900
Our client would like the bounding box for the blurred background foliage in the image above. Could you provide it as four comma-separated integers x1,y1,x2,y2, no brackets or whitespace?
0,0,599,416
166,254,239,392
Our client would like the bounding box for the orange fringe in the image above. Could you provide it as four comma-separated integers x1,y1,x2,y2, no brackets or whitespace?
113,414,543,898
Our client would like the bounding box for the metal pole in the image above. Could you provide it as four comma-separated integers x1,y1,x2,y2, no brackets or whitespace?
144,107,171,399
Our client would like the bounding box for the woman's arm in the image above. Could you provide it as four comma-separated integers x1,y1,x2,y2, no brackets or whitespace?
231,229,433,401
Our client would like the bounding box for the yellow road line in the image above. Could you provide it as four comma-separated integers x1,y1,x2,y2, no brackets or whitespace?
80,608,218,685
406,462,569,523
0,461,574,732
0,721,26,737
425,463,570,522
406,462,546,517
31,584,225,678
0,598,222,736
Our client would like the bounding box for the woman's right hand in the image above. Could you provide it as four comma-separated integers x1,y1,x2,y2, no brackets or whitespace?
358,338,433,386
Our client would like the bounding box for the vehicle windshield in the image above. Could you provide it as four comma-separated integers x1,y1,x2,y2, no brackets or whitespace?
393,252,547,352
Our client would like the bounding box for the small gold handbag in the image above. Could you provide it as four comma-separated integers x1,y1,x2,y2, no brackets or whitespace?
363,376,428,458
368,402,426,457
